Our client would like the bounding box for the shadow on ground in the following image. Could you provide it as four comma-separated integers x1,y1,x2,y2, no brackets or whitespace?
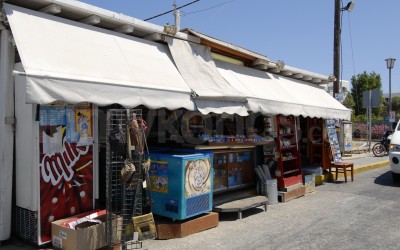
374,170,400,187
217,207,266,221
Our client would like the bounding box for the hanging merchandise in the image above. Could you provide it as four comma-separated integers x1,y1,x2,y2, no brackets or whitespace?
121,159,136,183
121,111,136,183
139,116,151,174
106,109,144,249
108,122,126,156
132,119,157,241
129,116,144,155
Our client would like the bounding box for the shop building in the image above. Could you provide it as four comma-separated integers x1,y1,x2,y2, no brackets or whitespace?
0,0,350,247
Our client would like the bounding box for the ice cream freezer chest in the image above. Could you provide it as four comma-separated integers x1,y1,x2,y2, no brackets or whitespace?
148,150,213,220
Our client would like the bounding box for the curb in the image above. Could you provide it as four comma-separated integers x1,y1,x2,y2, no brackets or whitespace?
354,160,389,174
315,159,389,185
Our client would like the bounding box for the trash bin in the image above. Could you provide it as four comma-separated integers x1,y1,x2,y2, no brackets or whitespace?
266,179,278,204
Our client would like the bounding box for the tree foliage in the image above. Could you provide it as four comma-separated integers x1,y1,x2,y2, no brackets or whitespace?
392,96,400,114
342,93,355,110
350,71,382,116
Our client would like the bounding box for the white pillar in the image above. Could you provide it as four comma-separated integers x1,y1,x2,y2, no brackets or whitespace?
0,29,15,241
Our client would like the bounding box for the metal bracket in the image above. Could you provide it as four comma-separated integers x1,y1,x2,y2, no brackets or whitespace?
0,10,8,30
5,116,16,125
8,35,15,47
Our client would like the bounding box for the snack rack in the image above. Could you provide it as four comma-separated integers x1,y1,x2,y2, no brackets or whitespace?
106,109,144,249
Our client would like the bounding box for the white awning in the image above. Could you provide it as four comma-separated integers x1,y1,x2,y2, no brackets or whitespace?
4,4,195,111
216,60,351,120
166,37,248,116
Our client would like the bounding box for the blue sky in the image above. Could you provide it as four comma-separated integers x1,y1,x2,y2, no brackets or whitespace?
80,0,400,94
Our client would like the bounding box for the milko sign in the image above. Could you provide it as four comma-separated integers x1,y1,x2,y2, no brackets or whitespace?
40,138,90,185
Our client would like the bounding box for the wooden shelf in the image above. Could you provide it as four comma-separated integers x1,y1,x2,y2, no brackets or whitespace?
284,169,300,175
206,140,274,147
308,117,325,166
282,156,297,162
264,153,275,156
189,125,204,128
276,115,302,189
281,145,297,150
280,133,295,137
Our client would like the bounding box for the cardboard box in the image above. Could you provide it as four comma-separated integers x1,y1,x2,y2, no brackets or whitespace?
52,211,121,250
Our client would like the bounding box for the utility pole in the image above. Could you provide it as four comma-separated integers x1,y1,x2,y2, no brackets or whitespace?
333,1,355,98
333,0,341,98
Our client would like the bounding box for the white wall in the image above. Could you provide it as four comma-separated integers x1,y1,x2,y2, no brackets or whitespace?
0,29,15,241
14,63,39,211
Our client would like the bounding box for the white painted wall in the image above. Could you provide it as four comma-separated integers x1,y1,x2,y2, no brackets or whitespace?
0,30,15,241
14,63,39,211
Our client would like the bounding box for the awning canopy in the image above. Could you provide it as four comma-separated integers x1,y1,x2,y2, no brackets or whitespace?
166,38,248,116
4,4,195,111
4,3,350,120
216,60,351,120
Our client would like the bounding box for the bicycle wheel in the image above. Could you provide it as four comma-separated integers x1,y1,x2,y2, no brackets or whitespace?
372,143,385,157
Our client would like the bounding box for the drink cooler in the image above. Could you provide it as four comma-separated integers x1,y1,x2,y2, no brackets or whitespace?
148,150,213,220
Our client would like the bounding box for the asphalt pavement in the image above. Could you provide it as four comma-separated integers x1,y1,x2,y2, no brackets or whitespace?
342,143,389,173
143,166,400,250
0,141,391,250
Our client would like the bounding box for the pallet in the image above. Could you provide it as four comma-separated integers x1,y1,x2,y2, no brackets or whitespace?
155,212,219,240
278,184,306,202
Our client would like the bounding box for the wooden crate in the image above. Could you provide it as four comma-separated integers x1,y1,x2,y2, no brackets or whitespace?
278,185,306,202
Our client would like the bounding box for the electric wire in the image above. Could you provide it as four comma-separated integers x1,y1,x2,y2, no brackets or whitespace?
182,0,236,16
347,13,356,78
144,0,200,21
340,0,359,114
347,10,359,115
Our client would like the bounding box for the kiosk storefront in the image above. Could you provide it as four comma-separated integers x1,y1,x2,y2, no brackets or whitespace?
1,1,351,247
4,3,198,245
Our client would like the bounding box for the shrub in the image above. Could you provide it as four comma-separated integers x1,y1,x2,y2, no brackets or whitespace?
352,122,390,139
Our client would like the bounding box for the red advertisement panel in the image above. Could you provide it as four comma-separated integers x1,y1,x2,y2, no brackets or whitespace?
38,104,94,243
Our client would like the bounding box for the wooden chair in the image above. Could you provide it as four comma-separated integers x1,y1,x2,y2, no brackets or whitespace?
327,150,354,183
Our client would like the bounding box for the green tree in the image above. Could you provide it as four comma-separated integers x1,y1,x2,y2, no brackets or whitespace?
392,96,400,115
343,93,355,110
350,71,382,116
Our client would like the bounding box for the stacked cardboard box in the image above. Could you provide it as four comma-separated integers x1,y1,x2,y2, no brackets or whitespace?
51,210,121,250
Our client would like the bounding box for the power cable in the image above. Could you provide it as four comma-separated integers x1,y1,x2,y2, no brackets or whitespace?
347,13,356,77
340,0,359,114
144,0,200,21
182,0,236,16
347,10,359,114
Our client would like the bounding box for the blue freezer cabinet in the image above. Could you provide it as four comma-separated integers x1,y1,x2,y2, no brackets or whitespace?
148,150,213,220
